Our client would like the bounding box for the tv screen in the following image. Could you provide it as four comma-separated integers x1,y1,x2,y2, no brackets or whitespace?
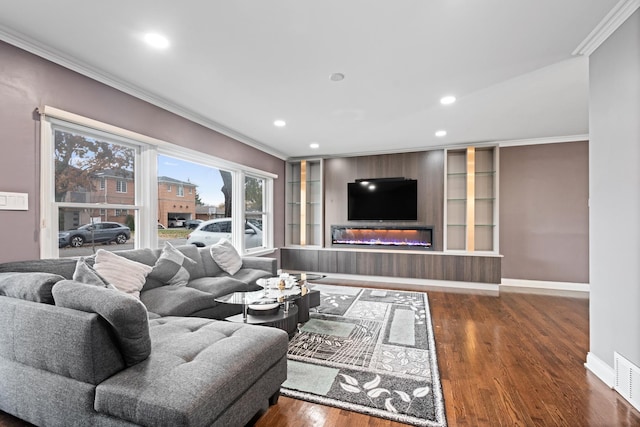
348,178,418,221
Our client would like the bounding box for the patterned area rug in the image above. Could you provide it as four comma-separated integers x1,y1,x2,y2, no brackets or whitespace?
281,284,447,426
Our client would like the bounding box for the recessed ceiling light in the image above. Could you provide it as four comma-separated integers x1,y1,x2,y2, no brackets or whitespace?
273,120,286,127
330,73,345,82
435,130,447,137
310,143,320,149
440,95,456,105
144,33,170,49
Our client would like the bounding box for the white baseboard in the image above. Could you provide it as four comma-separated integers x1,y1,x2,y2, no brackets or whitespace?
501,278,589,293
290,271,500,292
585,352,615,388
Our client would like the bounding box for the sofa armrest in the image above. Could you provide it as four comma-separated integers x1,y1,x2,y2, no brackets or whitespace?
241,257,277,276
0,296,125,384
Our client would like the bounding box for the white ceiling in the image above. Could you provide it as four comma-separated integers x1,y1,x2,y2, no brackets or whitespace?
0,1,624,159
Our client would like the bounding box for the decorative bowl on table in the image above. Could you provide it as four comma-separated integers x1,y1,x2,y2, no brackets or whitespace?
247,299,280,316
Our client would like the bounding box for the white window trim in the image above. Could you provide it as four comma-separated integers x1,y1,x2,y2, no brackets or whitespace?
243,174,272,254
39,105,276,258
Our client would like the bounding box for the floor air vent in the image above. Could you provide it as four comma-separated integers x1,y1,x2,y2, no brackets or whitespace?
614,352,640,411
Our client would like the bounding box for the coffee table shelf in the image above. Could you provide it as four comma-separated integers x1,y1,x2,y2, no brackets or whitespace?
225,306,299,338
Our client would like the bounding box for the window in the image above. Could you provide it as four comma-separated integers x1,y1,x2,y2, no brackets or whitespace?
245,175,266,251
116,180,127,193
203,220,231,233
41,106,275,258
50,126,138,257
167,185,172,192
158,154,235,244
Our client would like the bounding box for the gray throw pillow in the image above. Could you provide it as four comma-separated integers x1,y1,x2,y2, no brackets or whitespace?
0,272,64,304
73,257,117,290
149,241,197,286
52,280,151,367
209,239,242,275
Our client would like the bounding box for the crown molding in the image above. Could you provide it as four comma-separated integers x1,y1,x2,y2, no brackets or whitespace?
573,0,640,56
0,25,289,160
289,135,589,160
497,134,589,148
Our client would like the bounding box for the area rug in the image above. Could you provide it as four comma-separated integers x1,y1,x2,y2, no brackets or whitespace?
281,284,447,426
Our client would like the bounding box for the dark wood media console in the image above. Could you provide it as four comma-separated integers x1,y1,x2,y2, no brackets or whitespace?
281,247,501,284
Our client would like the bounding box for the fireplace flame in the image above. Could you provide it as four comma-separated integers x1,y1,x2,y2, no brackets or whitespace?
332,228,432,248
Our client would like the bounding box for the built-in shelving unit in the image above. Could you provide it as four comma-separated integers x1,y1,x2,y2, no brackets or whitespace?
285,159,323,247
445,146,498,252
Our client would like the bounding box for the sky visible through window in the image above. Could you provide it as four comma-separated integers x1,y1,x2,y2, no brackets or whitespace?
158,155,225,206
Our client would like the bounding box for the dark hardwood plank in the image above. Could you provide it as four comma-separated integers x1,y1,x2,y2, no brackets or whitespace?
2,279,639,427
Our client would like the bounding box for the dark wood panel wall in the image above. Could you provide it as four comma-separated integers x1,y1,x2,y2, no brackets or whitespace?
323,150,445,251
282,248,501,284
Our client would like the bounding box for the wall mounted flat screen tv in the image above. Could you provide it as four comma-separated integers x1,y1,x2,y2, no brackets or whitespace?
348,178,418,221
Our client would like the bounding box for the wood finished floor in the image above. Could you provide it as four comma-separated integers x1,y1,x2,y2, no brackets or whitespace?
2,279,639,427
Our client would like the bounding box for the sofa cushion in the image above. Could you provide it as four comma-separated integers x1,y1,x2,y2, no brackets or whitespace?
148,242,197,287
94,249,152,298
0,272,65,303
187,276,254,298
209,239,242,275
72,257,116,289
109,247,159,267
174,244,207,280
227,268,273,288
198,247,223,276
52,280,151,367
0,258,78,280
0,296,125,385
140,285,220,317
95,317,288,427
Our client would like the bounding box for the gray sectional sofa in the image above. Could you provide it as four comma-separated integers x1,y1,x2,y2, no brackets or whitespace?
0,244,288,427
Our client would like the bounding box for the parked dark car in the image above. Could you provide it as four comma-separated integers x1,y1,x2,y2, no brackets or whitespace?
58,222,131,248
185,219,203,229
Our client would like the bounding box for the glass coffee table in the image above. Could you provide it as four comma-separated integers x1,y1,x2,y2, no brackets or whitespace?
215,288,301,338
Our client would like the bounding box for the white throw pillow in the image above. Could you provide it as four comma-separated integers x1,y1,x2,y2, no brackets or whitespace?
210,239,242,275
94,250,152,298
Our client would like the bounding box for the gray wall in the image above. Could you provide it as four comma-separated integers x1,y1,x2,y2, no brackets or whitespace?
0,41,285,262
589,10,640,370
500,141,589,283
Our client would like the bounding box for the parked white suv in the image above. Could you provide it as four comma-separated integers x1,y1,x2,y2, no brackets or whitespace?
186,218,262,249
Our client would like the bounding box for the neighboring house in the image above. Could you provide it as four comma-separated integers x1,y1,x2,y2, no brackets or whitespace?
195,204,225,221
157,176,197,228
58,171,197,229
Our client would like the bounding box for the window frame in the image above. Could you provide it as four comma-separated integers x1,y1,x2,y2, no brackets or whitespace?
116,180,127,193
39,106,276,258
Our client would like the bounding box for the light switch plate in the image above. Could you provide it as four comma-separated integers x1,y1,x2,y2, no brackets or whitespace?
0,192,28,210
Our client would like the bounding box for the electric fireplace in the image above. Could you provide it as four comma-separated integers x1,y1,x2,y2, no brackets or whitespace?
331,225,433,249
